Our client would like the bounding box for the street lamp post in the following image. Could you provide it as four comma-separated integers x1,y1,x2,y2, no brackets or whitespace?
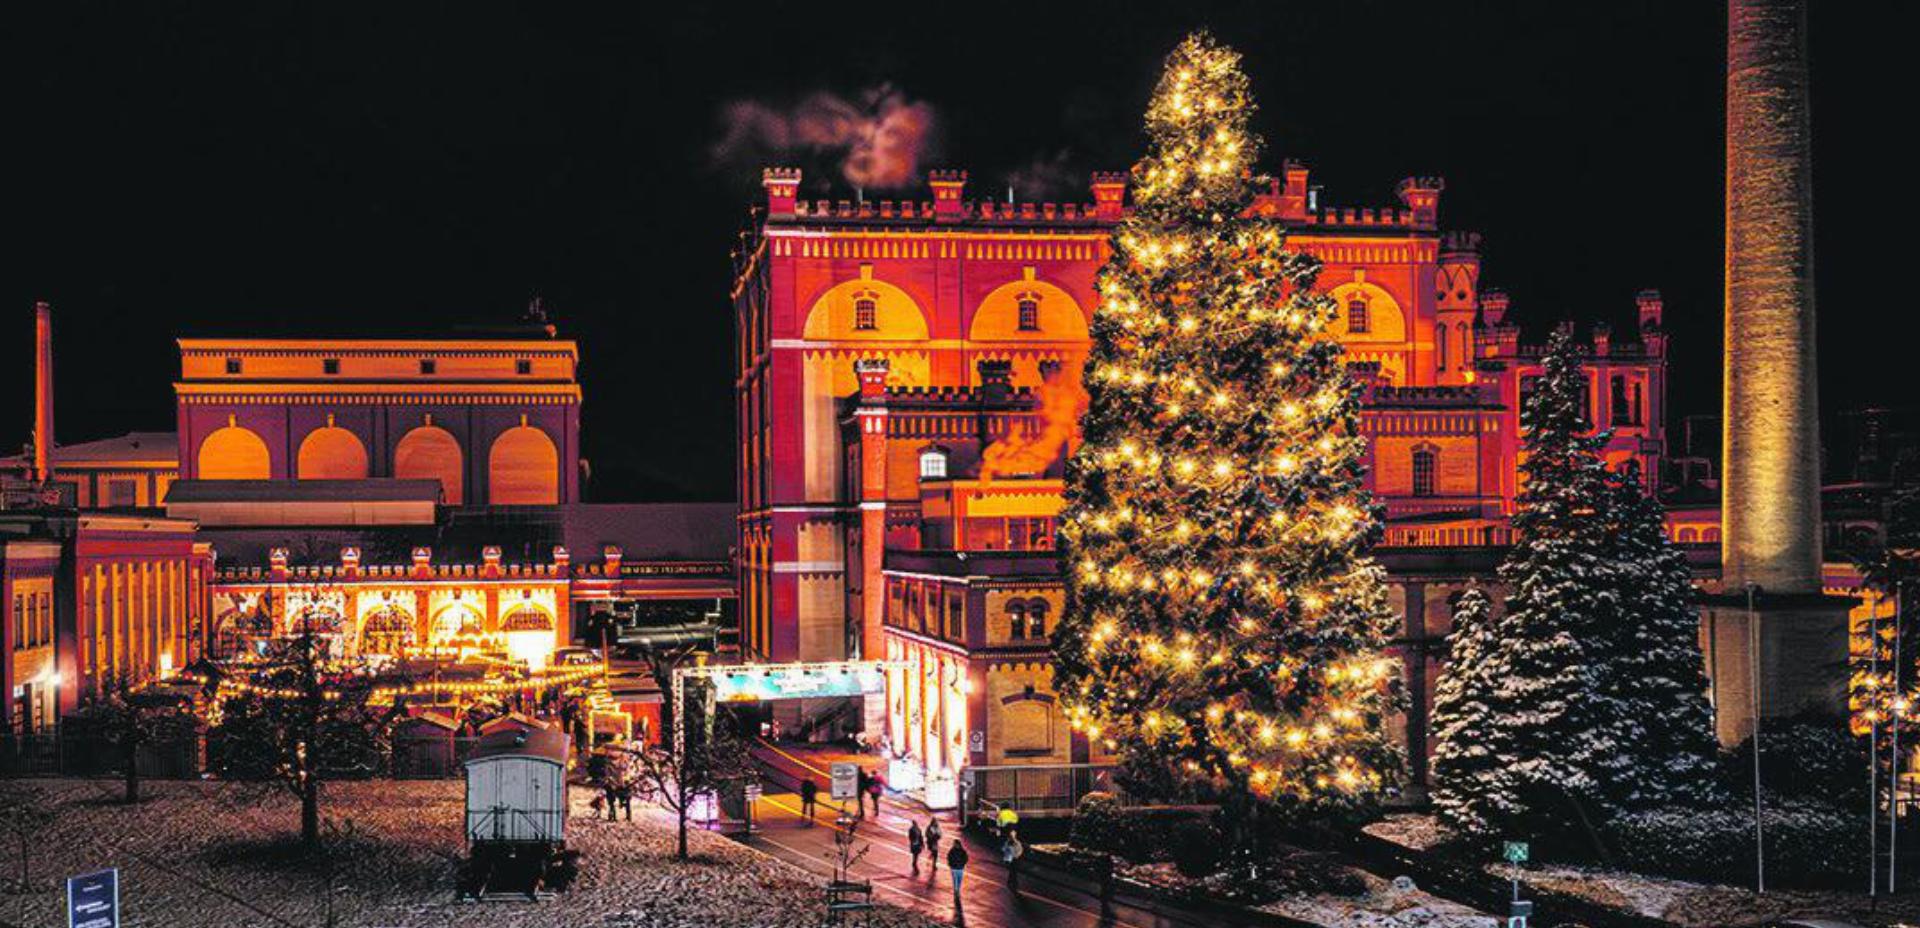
1747,582,1765,894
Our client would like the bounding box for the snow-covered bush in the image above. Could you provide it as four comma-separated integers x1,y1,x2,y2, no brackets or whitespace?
1607,802,1861,888
1723,715,1866,807
1069,791,1126,854
1169,818,1224,876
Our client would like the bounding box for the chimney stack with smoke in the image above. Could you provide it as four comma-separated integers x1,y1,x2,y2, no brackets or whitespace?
33,301,54,483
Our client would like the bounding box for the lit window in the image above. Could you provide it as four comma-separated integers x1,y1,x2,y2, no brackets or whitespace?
1017,297,1040,332
1347,298,1369,333
323,358,340,375
1412,446,1437,497
1008,602,1027,639
1026,599,1049,638
919,447,949,480
854,297,877,331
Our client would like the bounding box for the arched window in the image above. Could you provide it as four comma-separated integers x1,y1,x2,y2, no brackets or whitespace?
488,425,560,504
854,296,877,330
1435,323,1449,370
1007,601,1028,639
297,426,369,480
1703,527,1722,544
198,425,271,480
919,447,949,480
500,604,555,632
1456,322,1471,369
1024,599,1049,638
1678,527,1699,543
1412,445,1438,497
1017,297,1040,332
1347,298,1370,333
359,605,415,656
394,425,464,504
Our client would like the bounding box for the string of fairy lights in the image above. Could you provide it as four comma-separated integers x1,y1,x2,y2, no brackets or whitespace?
1056,35,1397,804
177,662,606,704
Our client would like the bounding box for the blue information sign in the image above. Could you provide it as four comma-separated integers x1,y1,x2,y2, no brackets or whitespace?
67,868,119,928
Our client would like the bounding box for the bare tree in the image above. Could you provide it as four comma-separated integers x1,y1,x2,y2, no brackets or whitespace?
629,703,756,860
78,672,195,804
210,630,401,850
0,779,54,921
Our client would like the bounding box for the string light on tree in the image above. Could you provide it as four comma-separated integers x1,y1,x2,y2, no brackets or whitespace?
1054,33,1401,823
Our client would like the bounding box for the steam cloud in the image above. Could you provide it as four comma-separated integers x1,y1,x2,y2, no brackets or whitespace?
979,366,1090,481
712,85,939,190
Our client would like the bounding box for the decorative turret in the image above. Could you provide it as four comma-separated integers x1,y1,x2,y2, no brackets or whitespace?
551,546,570,571
855,358,891,400
1394,176,1444,227
929,170,968,222
1479,289,1512,328
602,545,623,576
1592,322,1612,356
269,547,289,581
1090,172,1127,221
1275,160,1312,220
482,545,503,577
410,546,432,578
340,546,361,576
977,359,1013,403
1636,289,1664,332
763,167,801,219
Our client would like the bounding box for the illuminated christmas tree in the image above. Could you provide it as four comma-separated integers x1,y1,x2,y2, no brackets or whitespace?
1055,33,1400,823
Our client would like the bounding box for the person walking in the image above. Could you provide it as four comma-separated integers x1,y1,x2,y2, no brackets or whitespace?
907,821,925,876
865,769,885,818
854,768,871,820
799,778,818,823
1001,829,1024,893
947,839,970,923
925,817,943,875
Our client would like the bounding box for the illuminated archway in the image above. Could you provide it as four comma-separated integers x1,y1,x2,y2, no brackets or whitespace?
296,426,369,480
500,604,556,670
488,425,560,504
394,425,464,504
968,276,1089,342
1327,280,1406,343
802,274,929,341
358,605,416,656
198,425,271,480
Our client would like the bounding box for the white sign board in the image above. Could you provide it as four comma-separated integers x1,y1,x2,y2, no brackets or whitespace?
830,762,860,801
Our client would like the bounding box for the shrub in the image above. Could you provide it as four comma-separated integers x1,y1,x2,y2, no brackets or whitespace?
1070,791,1126,855
1169,819,1224,877
1723,715,1866,808
1606,802,1861,888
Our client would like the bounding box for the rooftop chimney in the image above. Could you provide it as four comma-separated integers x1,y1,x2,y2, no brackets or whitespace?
33,301,53,483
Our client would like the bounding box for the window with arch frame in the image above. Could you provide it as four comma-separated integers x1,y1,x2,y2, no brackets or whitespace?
1435,322,1449,370
854,296,877,330
1412,445,1438,497
1017,297,1040,331
1007,600,1028,639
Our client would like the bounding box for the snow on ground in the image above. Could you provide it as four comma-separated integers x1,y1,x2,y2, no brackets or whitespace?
0,778,941,928
1258,871,1495,928
1361,813,1456,852
1361,813,1920,928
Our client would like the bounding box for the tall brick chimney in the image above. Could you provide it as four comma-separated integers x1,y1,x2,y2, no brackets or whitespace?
33,301,54,483
1722,0,1820,593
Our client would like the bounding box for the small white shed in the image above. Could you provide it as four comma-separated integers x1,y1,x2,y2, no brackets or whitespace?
464,726,570,845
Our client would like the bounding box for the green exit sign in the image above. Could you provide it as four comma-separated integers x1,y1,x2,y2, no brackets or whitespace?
1503,841,1529,863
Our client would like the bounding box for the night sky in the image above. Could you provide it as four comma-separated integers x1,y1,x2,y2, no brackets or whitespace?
9,2,1875,501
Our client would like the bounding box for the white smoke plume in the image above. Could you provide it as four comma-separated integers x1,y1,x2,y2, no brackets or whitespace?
712,85,939,190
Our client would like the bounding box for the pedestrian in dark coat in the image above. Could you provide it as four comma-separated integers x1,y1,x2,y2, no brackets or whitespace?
865,770,884,817
947,840,970,912
854,768,871,820
799,778,818,823
925,817,943,873
907,821,924,875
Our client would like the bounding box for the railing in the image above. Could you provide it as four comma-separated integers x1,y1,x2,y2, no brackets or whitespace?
963,763,1120,816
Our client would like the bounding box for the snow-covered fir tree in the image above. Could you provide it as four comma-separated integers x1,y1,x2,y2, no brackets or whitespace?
1437,326,1636,840
1600,460,1721,810
1428,587,1508,836
1054,33,1400,825
1433,327,1721,841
